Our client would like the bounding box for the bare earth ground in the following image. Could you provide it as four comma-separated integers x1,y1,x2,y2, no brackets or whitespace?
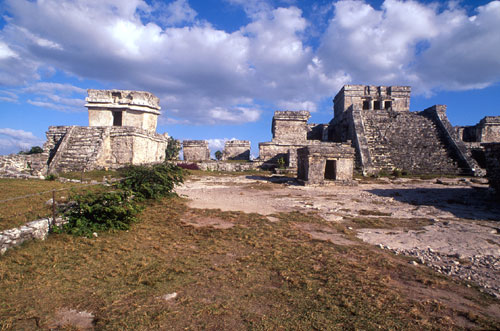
177,175,500,298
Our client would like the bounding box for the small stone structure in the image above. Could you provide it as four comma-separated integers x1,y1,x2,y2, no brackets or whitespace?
0,89,168,177
297,143,355,185
86,89,161,133
483,143,500,196
222,140,250,160
456,116,500,143
183,140,210,161
259,111,316,168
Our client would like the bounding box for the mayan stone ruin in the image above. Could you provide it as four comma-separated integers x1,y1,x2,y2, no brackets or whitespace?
182,140,210,162
222,140,250,161
327,85,483,176
0,89,168,177
297,143,355,185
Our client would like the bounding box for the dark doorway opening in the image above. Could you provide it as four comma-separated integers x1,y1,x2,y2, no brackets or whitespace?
362,100,370,110
113,111,123,126
374,100,381,110
384,101,392,109
325,160,336,180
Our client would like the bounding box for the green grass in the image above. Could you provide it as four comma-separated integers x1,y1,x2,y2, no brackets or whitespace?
0,178,112,231
0,198,497,330
58,169,123,182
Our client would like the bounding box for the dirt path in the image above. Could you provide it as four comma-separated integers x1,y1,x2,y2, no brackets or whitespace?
177,174,500,297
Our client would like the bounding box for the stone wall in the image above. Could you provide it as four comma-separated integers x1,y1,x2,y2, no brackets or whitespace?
183,140,210,161
272,111,310,143
456,116,500,143
0,217,66,255
0,153,47,178
197,161,263,172
483,143,500,196
297,143,355,185
222,140,250,160
86,89,161,133
333,85,411,118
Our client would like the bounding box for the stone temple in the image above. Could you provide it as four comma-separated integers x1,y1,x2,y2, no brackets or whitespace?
259,85,492,177
0,89,168,177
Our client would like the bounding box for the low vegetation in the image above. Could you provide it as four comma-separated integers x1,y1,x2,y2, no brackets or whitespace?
0,199,498,329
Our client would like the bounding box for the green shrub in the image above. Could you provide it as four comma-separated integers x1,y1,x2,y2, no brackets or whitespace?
215,150,222,161
277,157,286,169
118,163,184,201
165,137,181,161
57,190,141,237
45,174,58,181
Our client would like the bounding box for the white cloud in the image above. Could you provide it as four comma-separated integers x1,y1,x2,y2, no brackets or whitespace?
1,0,500,126
0,128,44,155
318,0,500,93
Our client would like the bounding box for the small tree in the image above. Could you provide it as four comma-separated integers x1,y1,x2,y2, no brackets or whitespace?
165,137,181,161
18,146,43,155
215,150,222,161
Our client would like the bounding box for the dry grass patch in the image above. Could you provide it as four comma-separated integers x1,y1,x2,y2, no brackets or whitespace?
0,178,109,231
0,199,498,330
343,216,435,230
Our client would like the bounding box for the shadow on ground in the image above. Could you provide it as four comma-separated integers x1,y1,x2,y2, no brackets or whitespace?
368,186,500,221
245,175,301,186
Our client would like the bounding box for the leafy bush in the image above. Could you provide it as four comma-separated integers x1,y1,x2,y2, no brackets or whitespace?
118,163,184,200
177,163,199,170
215,150,222,161
18,146,43,155
45,174,58,181
277,157,286,169
57,190,141,237
165,137,181,161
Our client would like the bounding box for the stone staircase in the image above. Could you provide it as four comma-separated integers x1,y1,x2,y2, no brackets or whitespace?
49,127,109,173
360,111,462,174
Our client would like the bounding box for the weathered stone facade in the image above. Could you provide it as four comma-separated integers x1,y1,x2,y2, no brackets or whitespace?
259,111,315,168
483,143,500,196
297,143,355,185
222,140,250,160
333,85,411,119
0,217,66,255
183,140,210,161
456,116,500,143
86,89,161,133
329,85,482,176
0,89,168,177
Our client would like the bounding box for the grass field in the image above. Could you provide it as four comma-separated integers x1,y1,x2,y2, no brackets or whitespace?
0,175,113,231
1,195,498,330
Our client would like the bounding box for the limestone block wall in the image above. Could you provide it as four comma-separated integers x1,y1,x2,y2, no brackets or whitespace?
43,126,167,173
183,140,210,161
478,117,500,142
272,111,310,143
0,217,66,255
297,144,355,185
483,143,500,196
86,89,161,133
259,142,306,166
333,85,411,118
0,153,47,178
222,140,250,160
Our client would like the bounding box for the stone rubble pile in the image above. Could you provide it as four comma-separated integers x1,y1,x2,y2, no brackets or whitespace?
378,245,500,298
0,217,66,255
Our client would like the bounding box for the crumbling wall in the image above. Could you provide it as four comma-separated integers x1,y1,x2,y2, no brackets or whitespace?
183,140,210,161
297,143,355,185
272,111,310,143
222,140,250,160
483,143,500,196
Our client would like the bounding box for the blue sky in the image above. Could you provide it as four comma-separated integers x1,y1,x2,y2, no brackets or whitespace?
0,0,499,157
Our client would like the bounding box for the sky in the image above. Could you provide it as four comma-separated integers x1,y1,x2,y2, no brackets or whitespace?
0,0,499,157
